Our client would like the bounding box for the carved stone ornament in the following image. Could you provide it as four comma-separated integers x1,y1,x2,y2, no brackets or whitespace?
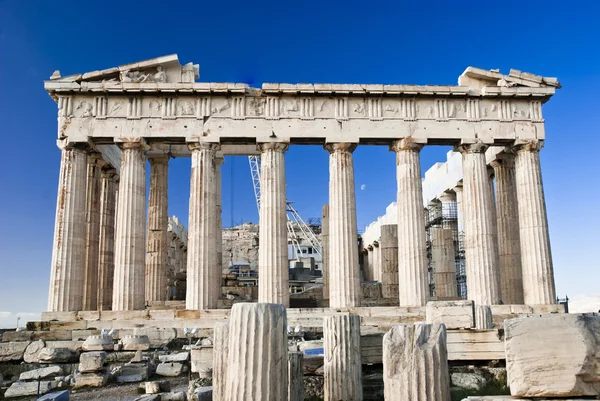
120,66,167,83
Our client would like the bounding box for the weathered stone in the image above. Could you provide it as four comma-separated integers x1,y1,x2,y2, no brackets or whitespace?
23,340,46,364
505,314,600,397
383,324,450,401
426,300,474,329
145,381,161,394
324,313,362,401
156,362,184,377
97,168,117,311
451,372,487,391
213,321,229,401
430,227,458,299
4,381,59,398
194,387,213,401
45,340,84,353
380,224,399,299
474,305,493,330
134,328,177,348
121,335,151,350
117,363,148,383
79,351,107,372
134,395,160,401
82,334,114,351
38,347,74,363
37,390,70,401
0,341,30,362
225,303,287,401
74,371,108,387
19,365,63,381
2,330,33,342
191,347,213,377
159,351,189,363
288,351,304,401
160,391,186,401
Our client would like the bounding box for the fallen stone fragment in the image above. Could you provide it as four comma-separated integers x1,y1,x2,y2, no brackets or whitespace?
4,380,59,398
194,386,213,401
145,381,161,394
0,341,31,362
74,371,108,387
117,363,148,383
23,339,46,363
156,362,184,377
38,347,74,363
19,365,63,381
160,391,186,401
82,335,114,351
159,352,189,363
78,351,107,372
426,300,474,329
37,389,70,401
134,328,177,349
134,395,160,401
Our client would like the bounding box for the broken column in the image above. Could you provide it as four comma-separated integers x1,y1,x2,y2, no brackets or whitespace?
258,143,289,306
392,138,428,306
380,224,399,298
491,153,524,304
325,143,361,308
322,204,329,300
97,168,118,311
48,141,88,312
146,156,169,303
288,351,304,401
225,303,288,401
213,321,229,401
383,324,450,401
431,228,457,299
457,143,500,306
513,140,556,304
113,139,147,311
186,142,219,310
215,156,224,304
82,152,102,311
324,313,362,401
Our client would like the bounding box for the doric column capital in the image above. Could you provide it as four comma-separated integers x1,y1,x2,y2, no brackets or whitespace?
512,139,544,153
87,151,105,166
56,138,90,152
367,245,373,251
324,142,357,154
453,184,463,194
390,138,424,152
100,167,118,180
257,142,289,153
187,142,221,152
438,191,456,204
147,155,170,164
373,240,380,248
116,137,149,151
214,155,225,165
490,151,516,169
455,142,489,154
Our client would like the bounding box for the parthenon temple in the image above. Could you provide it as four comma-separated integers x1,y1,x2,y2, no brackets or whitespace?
44,54,558,313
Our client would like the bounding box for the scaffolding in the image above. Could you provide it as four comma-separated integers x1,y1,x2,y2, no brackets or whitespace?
425,198,467,299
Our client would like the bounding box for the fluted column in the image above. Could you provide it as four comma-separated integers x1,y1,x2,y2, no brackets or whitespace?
326,143,361,308
186,142,219,310
288,352,304,401
97,168,118,311
366,245,374,282
453,185,464,233
48,142,88,312
457,143,500,305
82,153,103,311
381,225,399,298
258,143,289,306
513,140,556,304
324,313,362,401
431,228,457,299
213,321,230,401
491,154,524,304
322,204,330,300
225,303,288,401
392,139,428,306
112,139,147,311
146,156,169,303
372,241,381,282
215,156,224,305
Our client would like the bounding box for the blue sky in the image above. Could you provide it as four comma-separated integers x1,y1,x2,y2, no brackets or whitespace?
1,0,599,327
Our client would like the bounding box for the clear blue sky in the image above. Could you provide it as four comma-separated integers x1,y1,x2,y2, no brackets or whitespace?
1,0,599,327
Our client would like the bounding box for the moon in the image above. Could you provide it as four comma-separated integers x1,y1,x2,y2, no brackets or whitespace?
360,184,366,191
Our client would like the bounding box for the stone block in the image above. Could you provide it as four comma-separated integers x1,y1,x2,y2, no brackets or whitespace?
0,341,30,362
148,310,176,320
117,363,148,383
19,365,63,381
38,347,74,363
72,330,99,341
74,371,108,387
82,334,114,351
24,339,45,363
160,391,185,401
191,347,213,377
121,335,151,350
77,311,100,321
156,362,184,377
79,351,107,372
134,328,177,348
134,395,160,401
159,351,189,363
145,381,161,394
451,372,487,391
32,331,72,341
4,380,59,398
37,390,70,401
194,387,213,401
505,314,600,397
41,311,77,322
2,330,33,342
474,305,493,330
101,310,150,320
49,321,87,331
45,340,84,353
426,300,474,329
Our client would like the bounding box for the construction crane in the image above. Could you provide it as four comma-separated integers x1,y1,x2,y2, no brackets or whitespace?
248,156,322,259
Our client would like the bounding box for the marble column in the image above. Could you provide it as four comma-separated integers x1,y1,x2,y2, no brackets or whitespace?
491,154,524,304
324,313,363,401
48,142,88,312
372,241,381,282
112,139,147,311
431,228,457,299
97,168,117,311
146,156,169,303
82,153,103,311
453,185,464,233
257,143,289,306
366,246,374,282
225,303,288,401
325,143,361,308
213,321,230,401
392,139,428,306
187,142,219,310
513,140,556,304
380,225,399,299
215,156,224,305
288,352,304,401
322,204,330,300
457,143,500,305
